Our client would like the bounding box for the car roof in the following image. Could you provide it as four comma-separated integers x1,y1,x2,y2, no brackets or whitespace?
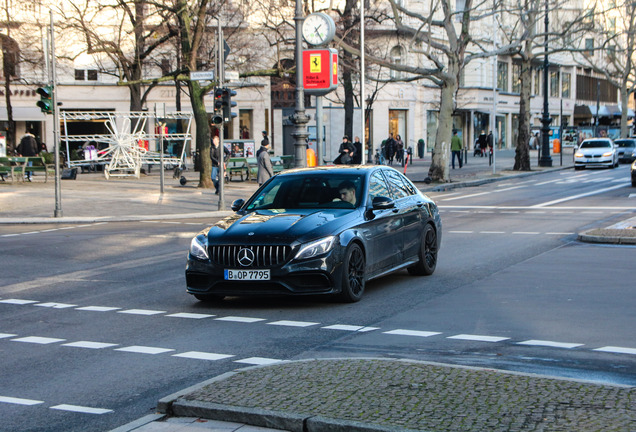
277,165,392,176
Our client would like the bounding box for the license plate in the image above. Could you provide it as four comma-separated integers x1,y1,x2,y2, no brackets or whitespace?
224,269,270,281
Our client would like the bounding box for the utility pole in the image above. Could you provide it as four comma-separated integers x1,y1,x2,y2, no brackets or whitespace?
50,10,62,217
539,0,553,167
291,0,309,167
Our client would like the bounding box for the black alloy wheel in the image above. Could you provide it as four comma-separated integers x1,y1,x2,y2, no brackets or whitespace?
407,223,438,276
339,243,366,302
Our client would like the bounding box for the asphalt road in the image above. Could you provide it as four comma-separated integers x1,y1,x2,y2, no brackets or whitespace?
1,164,635,431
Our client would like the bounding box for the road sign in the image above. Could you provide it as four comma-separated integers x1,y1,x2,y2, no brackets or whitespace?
302,48,338,96
225,71,239,81
190,71,215,81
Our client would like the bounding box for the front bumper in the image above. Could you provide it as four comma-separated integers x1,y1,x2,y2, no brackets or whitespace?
574,156,614,168
185,251,343,298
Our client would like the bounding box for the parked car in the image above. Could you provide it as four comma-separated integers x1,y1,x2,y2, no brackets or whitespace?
185,165,442,303
632,160,636,187
614,139,636,163
574,138,619,170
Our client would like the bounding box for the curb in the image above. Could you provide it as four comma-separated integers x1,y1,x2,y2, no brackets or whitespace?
108,413,167,432
0,211,232,225
578,231,636,245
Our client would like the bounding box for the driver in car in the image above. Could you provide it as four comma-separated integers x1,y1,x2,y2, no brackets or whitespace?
337,180,357,206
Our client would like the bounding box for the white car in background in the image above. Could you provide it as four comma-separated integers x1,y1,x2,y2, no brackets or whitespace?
574,138,619,170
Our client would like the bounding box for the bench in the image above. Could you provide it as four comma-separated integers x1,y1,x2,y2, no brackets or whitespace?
226,157,250,181
0,157,54,182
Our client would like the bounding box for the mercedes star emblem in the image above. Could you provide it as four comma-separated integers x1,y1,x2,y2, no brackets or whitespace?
237,248,255,267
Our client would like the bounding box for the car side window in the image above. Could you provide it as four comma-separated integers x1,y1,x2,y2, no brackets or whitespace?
368,171,391,202
384,170,411,199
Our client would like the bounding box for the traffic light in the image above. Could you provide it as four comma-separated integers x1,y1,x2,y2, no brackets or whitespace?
36,85,53,114
221,88,237,123
211,87,224,125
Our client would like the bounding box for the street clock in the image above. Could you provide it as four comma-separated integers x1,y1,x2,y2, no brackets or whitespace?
302,12,336,46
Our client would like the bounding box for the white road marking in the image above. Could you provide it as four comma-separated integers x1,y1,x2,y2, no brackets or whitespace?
0,299,38,305
267,320,319,327
12,336,66,344
173,351,235,361
480,231,505,234
594,346,636,355
512,232,540,235
76,306,121,312
517,340,583,349
383,329,441,338
117,309,166,316
35,302,77,309
166,312,214,319
0,333,17,339
114,346,175,355
322,324,380,332
0,396,43,406
215,316,267,323
545,232,575,235
532,183,629,207
234,357,284,365
1,233,20,237
447,334,510,343
50,404,112,414
448,230,473,234
62,341,119,349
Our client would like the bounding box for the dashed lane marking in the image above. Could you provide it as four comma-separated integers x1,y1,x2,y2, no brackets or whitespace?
447,334,510,343
0,299,38,305
594,346,636,355
235,357,285,366
12,336,66,344
517,340,584,349
117,309,166,316
166,312,215,319
267,320,320,327
0,333,17,339
214,316,266,323
383,329,442,338
76,306,121,312
35,302,77,309
0,396,43,406
114,346,175,355
322,324,380,332
50,404,112,415
172,351,235,361
512,231,540,235
62,341,119,349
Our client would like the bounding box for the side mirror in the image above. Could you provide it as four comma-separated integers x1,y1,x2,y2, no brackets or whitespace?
231,199,245,212
371,196,395,210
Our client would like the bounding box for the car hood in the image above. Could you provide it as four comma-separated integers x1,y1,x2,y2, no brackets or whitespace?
207,208,358,244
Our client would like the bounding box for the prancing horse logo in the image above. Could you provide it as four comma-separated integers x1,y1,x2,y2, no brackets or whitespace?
237,248,255,267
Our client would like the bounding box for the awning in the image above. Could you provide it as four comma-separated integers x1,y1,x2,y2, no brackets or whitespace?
574,105,592,117
0,107,46,121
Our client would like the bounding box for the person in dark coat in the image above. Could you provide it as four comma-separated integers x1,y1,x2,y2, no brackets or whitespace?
17,132,39,181
352,136,362,164
477,131,487,157
335,135,355,164
257,140,274,185
385,132,396,165
210,135,230,194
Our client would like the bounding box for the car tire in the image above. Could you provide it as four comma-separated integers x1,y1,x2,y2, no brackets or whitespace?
407,223,438,276
338,243,365,303
574,166,583,170
194,294,225,302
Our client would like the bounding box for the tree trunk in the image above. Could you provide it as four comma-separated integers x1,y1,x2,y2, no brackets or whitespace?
428,80,455,182
187,81,213,189
620,85,629,138
514,58,532,171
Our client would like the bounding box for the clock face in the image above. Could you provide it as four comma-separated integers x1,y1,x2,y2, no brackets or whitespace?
302,13,335,46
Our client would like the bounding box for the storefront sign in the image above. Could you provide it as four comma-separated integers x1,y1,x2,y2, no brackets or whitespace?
302,48,338,96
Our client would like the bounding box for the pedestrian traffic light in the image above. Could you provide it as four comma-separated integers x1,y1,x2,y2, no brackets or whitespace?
221,88,237,123
36,85,53,114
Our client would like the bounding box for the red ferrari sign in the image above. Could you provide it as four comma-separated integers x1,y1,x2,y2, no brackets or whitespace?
302,48,338,96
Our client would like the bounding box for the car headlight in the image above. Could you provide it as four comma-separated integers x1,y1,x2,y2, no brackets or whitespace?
189,234,209,260
574,152,584,158
295,236,336,260
602,151,614,157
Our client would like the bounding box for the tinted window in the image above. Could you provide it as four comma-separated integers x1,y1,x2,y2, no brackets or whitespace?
368,171,391,201
383,169,411,199
615,140,636,148
580,140,611,149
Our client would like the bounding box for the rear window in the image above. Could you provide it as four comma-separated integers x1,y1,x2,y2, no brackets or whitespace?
615,140,636,148
580,140,611,149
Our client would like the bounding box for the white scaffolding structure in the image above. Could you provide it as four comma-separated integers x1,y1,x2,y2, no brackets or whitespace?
60,111,193,179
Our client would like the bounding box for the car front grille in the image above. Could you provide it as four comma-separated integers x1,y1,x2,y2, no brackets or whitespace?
208,245,293,268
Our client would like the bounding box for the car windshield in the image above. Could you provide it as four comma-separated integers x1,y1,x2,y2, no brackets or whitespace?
245,173,365,211
580,141,611,149
615,140,636,148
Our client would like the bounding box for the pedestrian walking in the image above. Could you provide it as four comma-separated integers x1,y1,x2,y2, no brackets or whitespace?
395,134,404,165
210,135,230,194
16,131,39,181
451,130,463,169
352,136,362,164
477,131,487,157
385,132,396,165
257,139,274,185
260,130,269,147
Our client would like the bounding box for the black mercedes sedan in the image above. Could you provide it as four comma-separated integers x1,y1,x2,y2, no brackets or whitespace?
185,165,442,302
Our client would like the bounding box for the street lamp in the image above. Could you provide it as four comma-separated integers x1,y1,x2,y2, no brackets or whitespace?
291,0,310,168
539,0,553,167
